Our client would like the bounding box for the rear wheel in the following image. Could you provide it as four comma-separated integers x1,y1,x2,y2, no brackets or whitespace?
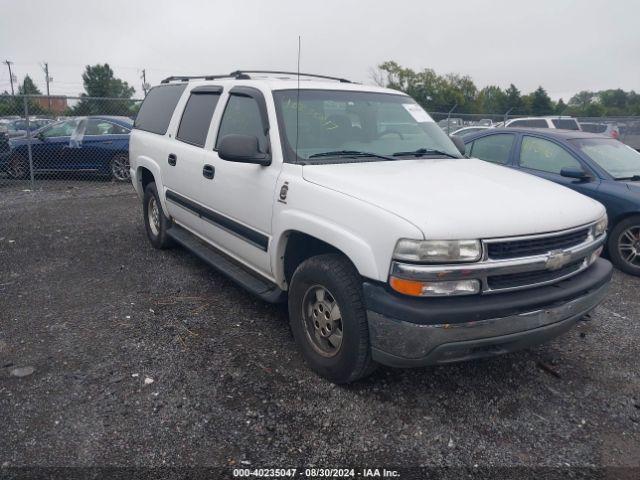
608,215,640,276
143,182,174,249
288,254,376,383
110,154,130,182
8,154,29,179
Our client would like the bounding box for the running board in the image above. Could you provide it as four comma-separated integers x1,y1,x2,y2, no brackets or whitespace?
167,225,286,303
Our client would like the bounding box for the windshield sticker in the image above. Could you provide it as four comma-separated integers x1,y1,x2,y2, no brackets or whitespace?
402,103,434,123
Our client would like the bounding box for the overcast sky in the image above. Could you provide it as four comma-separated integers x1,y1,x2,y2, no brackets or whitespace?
1,0,638,105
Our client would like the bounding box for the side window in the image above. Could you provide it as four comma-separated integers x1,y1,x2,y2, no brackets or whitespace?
176,92,220,147
42,119,79,138
85,119,130,135
510,119,548,128
469,134,515,165
519,136,582,174
216,95,268,152
134,84,186,135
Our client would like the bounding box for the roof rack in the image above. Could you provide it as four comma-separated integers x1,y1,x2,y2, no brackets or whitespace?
160,70,352,84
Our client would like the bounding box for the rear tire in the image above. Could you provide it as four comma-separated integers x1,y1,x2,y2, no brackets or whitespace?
143,182,174,249
608,215,640,276
288,254,377,384
8,154,29,179
110,154,130,182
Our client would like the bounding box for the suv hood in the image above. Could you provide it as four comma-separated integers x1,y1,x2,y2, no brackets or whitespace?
302,158,605,239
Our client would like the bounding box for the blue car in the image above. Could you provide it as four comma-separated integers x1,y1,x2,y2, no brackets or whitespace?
462,128,640,276
4,116,133,181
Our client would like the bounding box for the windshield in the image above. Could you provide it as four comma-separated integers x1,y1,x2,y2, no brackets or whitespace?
570,138,640,178
272,89,461,162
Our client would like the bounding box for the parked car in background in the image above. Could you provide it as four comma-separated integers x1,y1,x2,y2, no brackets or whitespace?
4,116,132,181
505,116,581,131
0,118,54,138
0,124,10,163
580,122,620,139
463,128,640,275
437,117,464,134
451,126,492,137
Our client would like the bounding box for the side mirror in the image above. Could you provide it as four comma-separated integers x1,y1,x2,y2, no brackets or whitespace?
560,166,592,181
218,134,271,166
450,135,466,156
36,132,46,142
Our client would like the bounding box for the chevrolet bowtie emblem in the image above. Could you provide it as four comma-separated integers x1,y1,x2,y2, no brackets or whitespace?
545,249,572,271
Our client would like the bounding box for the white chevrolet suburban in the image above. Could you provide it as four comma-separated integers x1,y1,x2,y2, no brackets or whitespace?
129,70,612,383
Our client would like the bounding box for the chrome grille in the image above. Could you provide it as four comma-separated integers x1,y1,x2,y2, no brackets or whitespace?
487,228,590,260
487,260,584,290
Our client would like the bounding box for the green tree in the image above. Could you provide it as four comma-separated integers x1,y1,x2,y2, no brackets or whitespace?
555,98,567,115
477,85,507,114
530,86,554,115
73,63,136,116
504,84,523,114
18,75,42,95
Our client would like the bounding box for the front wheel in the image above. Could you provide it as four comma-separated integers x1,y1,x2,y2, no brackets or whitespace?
110,154,130,182
288,254,377,383
608,215,640,276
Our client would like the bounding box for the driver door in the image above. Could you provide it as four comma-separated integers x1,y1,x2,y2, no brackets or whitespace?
32,119,83,172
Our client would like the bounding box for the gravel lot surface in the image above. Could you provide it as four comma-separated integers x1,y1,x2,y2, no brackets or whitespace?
0,182,639,474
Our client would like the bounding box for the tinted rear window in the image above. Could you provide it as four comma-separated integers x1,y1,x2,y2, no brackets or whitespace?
134,84,186,135
510,119,548,128
580,123,607,134
551,119,580,130
176,92,220,147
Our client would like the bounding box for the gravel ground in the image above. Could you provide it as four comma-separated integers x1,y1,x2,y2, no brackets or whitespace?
0,182,639,474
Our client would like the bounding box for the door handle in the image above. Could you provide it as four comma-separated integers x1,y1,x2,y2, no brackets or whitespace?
168,153,177,166
202,164,215,179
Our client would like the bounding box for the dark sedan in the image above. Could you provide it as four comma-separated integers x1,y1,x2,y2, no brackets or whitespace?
4,116,133,181
462,128,640,276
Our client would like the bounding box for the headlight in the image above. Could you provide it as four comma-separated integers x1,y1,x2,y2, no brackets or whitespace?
594,214,608,238
389,277,480,297
393,239,482,263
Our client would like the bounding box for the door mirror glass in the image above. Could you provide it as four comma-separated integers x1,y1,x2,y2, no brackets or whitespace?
218,134,271,165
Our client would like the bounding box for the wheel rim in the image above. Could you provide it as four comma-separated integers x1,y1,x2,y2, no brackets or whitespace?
148,196,160,236
301,285,343,357
618,225,640,268
9,156,27,178
111,155,130,181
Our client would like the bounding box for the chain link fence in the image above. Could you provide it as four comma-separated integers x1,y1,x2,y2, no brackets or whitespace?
0,95,142,190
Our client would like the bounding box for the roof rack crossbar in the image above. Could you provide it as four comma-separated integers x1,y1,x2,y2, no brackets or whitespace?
229,70,352,83
161,70,353,84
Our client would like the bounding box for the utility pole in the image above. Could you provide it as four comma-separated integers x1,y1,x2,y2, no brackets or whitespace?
41,62,52,111
140,69,149,96
4,60,15,95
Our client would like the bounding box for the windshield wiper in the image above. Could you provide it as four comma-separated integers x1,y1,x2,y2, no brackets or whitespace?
392,148,459,159
615,175,640,181
308,150,395,161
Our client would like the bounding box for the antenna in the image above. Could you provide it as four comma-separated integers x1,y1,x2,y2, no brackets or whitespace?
295,36,301,159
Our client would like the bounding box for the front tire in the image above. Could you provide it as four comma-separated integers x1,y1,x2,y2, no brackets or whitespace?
608,215,640,276
143,182,174,249
288,254,377,383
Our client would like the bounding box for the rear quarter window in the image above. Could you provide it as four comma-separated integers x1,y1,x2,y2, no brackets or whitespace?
134,84,186,135
551,119,580,130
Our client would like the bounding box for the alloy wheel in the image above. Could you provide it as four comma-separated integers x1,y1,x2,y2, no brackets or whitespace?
301,285,343,357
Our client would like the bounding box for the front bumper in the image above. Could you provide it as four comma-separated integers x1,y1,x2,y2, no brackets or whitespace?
364,258,613,367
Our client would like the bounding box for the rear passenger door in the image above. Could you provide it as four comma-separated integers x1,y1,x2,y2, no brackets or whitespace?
198,86,280,277
466,133,516,166
163,86,222,233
